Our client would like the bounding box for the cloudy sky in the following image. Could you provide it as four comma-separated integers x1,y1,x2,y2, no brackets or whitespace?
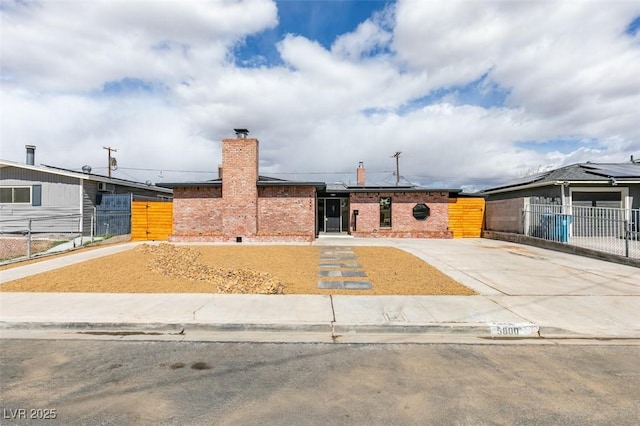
1,0,639,191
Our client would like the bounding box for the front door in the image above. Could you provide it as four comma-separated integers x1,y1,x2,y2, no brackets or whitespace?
326,199,341,232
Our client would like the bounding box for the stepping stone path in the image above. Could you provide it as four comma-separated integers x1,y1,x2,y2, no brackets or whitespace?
317,246,372,290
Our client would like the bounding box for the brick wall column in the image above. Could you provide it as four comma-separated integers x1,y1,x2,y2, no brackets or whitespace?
222,137,259,238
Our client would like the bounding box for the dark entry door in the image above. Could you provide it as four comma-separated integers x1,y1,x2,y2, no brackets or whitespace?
326,199,341,232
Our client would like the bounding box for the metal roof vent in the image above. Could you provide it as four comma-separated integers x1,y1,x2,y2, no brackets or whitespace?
234,128,249,138
25,145,36,165
82,165,92,173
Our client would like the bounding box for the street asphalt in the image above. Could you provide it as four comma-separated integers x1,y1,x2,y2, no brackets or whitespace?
1,237,638,343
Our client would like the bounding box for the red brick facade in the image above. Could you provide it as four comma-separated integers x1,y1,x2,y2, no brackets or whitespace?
349,192,452,238
258,187,316,238
168,133,458,242
172,187,223,236
169,136,317,242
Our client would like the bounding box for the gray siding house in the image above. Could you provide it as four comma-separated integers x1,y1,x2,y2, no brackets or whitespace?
481,161,640,238
1,159,172,235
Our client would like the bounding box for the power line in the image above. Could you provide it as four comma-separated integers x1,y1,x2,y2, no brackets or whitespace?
77,166,510,186
116,167,214,174
114,167,396,175
267,170,395,175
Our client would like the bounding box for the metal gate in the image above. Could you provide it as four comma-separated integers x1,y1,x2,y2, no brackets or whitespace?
95,193,131,236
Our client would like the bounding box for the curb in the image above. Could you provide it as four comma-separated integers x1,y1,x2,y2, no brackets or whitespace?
0,321,333,334
333,323,506,336
3,322,637,341
0,321,541,339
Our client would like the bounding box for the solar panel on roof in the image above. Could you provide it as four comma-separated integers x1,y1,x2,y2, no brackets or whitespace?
582,164,640,178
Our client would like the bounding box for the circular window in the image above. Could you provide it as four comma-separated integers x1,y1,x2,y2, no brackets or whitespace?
413,204,430,220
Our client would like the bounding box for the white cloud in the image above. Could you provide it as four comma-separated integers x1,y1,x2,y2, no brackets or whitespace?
331,8,393,60
0,0,278,92
0,88,218,182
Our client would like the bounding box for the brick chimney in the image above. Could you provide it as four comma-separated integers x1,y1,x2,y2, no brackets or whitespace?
221,129,258,239
357,161,366,186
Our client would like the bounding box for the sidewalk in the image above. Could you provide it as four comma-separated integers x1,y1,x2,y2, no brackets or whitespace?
1,238,639,343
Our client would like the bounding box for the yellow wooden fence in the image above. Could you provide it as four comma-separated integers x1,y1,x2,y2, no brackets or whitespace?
449,198,485,238
131,201,173,241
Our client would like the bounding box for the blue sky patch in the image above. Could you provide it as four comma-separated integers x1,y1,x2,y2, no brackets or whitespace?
235,0,393,68
515,138,599,154
455,75,510,108
100,78,162,96
395,72,510,115
625,15,640,36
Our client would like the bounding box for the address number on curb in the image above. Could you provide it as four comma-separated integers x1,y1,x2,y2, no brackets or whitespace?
489,323,539,337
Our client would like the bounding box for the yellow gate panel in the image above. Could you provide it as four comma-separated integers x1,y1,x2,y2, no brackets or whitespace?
449,198,485,238
132,201,173,241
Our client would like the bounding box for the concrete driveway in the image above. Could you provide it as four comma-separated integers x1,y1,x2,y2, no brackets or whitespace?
315,237,640,338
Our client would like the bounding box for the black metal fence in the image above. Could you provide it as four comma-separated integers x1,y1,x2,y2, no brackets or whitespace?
96,193,131,236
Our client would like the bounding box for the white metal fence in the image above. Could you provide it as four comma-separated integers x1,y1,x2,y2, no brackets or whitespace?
0,212,131,264
524,204,640,259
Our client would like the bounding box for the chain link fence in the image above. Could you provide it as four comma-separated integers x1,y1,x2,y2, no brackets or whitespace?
0,212,131,264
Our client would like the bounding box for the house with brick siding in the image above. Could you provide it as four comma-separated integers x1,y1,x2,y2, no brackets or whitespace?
160,129,466,242
319,182,457,238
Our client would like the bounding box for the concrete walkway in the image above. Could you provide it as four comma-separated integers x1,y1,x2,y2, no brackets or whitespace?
1,238,639,343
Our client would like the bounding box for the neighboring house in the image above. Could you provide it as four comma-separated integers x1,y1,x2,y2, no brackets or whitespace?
160,129,476,242
482,162,640,208
481,161,640,234
0,147,173,235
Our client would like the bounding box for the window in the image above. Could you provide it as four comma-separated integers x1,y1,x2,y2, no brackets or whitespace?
0,187,31,204
380,197,392,227
413,204,430,220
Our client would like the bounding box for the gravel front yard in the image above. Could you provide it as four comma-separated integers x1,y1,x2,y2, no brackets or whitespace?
0,244,475,295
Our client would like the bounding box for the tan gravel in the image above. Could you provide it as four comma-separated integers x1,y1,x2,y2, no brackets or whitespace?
0,243,475,295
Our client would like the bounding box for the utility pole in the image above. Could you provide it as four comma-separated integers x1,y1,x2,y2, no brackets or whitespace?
103,146,117,178
392,151,401,186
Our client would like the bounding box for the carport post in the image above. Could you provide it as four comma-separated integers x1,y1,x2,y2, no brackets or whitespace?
27,219,32,259
90,213,95,243
624,220,630,258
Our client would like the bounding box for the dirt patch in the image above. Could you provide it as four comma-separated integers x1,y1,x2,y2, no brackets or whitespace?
136,244,283,294
352,247,474,295
93,234,132,246
0,244,475,295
